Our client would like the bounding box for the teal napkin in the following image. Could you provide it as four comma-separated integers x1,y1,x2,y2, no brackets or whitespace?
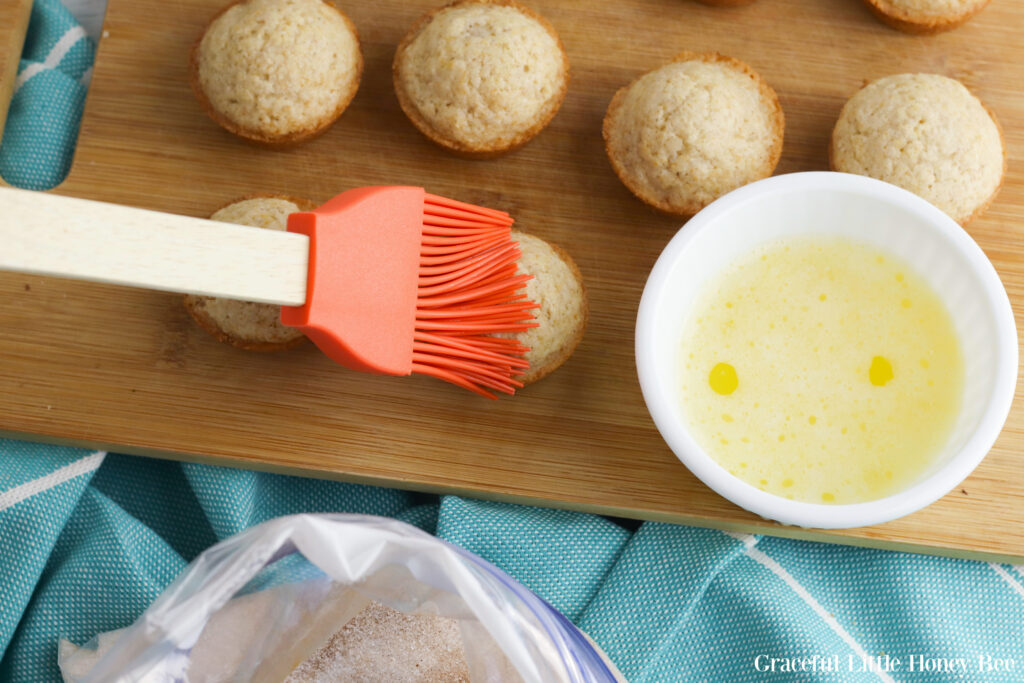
0,0,93,189
3,446,1023,682
2,2,1022,682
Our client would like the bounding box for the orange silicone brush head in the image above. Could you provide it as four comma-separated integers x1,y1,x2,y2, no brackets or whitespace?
280,187,538,397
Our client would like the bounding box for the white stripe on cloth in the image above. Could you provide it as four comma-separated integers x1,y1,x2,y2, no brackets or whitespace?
722,531,759,551
989,563,1024,601
0,451,106,512
731,535,897,683
14,25,88,92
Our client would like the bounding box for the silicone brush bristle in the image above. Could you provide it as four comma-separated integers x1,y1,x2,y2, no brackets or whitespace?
412,193,539,398
281,187,537,398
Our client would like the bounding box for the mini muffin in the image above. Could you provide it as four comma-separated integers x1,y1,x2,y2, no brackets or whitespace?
603,52,784,217
830,73,1004,225
190,0,362,145
184,196,317,351
393,0,570,157
862,0,990,34
504,230,587,385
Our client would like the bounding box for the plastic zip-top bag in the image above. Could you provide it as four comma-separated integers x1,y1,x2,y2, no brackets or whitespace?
58,514,623,682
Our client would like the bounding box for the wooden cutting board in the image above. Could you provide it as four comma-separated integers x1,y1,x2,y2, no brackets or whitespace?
0,0,31,141
1,0,1022,562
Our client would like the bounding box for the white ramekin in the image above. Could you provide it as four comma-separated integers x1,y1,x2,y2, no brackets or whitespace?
635,172,1018,528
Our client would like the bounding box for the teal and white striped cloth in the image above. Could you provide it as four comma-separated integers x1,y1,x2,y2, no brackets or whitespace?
0,0,92,189
2,2,1023,681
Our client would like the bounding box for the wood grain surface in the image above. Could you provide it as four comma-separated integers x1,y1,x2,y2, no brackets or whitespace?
1,0,1021,561
0,0,32,143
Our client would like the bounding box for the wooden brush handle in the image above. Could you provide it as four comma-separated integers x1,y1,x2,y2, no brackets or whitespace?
0,187,309,306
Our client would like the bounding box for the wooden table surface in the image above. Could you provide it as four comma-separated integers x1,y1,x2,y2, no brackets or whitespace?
0,0,1021,561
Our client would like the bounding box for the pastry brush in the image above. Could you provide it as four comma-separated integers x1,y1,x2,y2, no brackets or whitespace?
0,186,538,398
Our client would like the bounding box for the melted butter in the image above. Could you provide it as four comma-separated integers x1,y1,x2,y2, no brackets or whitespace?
679,237,963,505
